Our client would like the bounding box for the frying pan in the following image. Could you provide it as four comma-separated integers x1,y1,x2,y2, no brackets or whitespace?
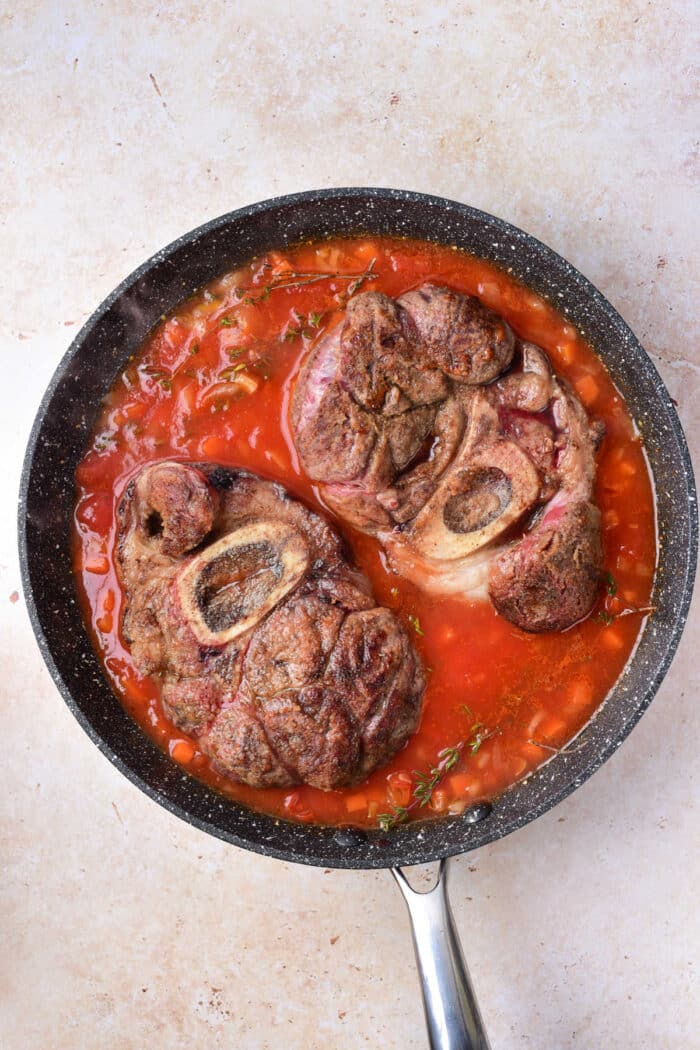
19,188,697,1049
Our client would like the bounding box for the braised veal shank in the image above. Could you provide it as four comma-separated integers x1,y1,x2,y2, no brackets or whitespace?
116,462,425,789
292,284,604,632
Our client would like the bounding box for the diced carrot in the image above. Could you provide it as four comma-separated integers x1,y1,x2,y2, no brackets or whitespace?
345,793,368,814
234,306,266,337
314,245,343,269
476,280,500,305
84,554,110,575
555,342,576,366
604,478,630,496
102,589,115,613
429,789,450,813
352,240,380,263
96,612,113,633
448,773,475,797
525,293,546,312
574,373,600,407
599,627,625,651
170,740,195,764
635,561,654,579
538,716,567,741
193,297,221,318
567,679,593,712
448,800,466,815
616,459,636,478
123,676,151,702
266,250,292,276
603,509,620,529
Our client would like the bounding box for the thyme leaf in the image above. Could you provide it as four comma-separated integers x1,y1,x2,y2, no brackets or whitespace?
218,363,247,380
231,259,379,306
377,743,465,831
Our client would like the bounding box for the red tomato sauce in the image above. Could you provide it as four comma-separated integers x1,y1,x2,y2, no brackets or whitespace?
73,237,657,828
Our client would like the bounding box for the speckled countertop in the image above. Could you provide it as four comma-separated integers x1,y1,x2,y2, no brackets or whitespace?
2,4,699,1048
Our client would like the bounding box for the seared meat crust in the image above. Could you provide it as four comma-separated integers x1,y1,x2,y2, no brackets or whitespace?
292,285,605,632
116,462,424,789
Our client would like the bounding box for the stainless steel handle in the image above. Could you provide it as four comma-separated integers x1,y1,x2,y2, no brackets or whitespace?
392,858,490,1050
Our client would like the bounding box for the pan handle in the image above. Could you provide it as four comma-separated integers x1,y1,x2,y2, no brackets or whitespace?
392,858,490,1050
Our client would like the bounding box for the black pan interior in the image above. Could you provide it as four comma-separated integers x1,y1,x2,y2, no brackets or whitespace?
19,188,697,869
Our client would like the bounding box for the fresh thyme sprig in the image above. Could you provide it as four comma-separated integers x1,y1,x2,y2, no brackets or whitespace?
597,570,656,625
283,309,327,341
233,258,378,305
376,709,500,831
460,705,501,754
377,743,464,832
528,738,587,755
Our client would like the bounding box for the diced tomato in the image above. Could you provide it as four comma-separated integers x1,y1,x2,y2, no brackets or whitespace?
387,771,413,808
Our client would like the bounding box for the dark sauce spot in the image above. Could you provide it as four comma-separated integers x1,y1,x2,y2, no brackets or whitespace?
145,510,163,537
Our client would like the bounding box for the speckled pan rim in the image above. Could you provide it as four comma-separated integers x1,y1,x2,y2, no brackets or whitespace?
19,187,698,869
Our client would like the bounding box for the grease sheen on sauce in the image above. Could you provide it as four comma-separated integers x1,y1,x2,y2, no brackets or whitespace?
73,237,657,828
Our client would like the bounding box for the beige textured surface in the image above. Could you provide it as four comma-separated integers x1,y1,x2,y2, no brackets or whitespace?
2,2,699,1048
